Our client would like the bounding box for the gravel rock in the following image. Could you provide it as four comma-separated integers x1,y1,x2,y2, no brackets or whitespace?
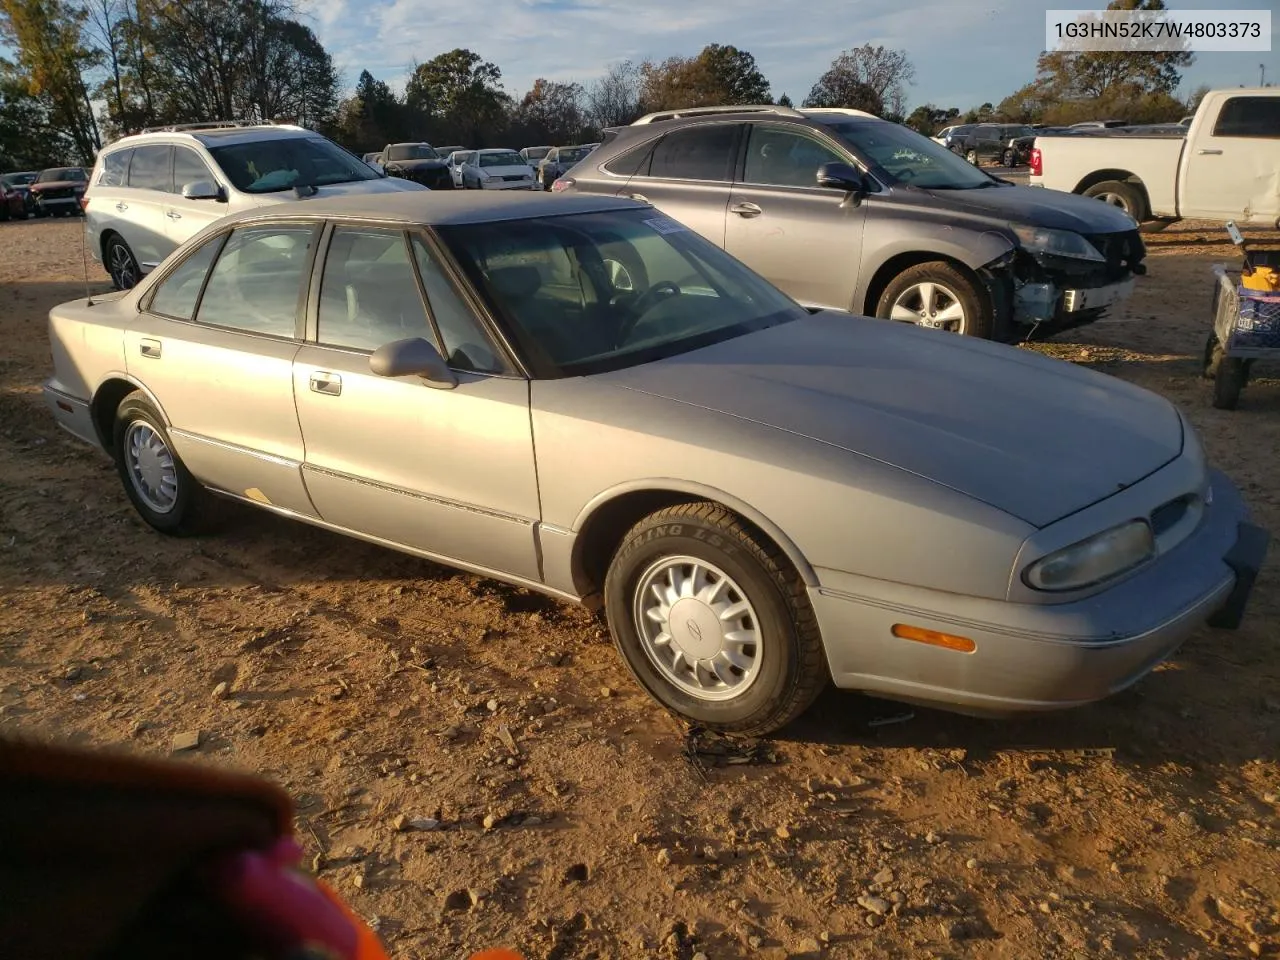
599,686,613,698
925,830,943,844
775,825,792,840
857,895,891,916
486,699,499,712
873,867,894,885
656,848,672,866
796,936,822,953
212,681,230,700
392,814,410,832
483,813,500,830
170,730,200,752
940,919,970,940
747,935,763,949
408,817,440,831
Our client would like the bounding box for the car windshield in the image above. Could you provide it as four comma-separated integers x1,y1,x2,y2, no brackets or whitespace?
439,207,804,377
386,144,439,161
818,119,993,189
207,137,381,194
479,152,524,168
523,147,551,161
37,168,85,183
3,172,37,186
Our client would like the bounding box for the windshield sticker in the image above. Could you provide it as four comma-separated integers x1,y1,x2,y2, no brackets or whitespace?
643,217,688,235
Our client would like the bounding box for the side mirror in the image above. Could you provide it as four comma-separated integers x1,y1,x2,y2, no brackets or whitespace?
369,337,458,389
181,180,225,202
816,162,866,192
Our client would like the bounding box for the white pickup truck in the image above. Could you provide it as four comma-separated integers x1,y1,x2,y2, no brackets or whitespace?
1029,88,1279,226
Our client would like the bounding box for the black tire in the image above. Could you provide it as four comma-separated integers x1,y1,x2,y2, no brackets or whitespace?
1202,333,1223,379
603,502,828,736
875,260,993,339
112,391,214,535
1001,148,1015,167
1213,357,1247,410
949,143,964,156
1083,179,1146,221
105,234,140,290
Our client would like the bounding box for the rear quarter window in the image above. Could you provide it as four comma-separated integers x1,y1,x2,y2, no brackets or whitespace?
97,149,133,187
602,139,657,177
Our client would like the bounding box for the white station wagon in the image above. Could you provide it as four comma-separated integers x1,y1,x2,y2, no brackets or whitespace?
84,122,425,290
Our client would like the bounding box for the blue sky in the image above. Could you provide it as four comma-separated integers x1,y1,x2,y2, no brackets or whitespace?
308,0,1277,108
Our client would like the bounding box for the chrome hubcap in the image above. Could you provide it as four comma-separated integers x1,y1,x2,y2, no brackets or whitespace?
890,281,966,333
125,421,178,513
633,556,762,701
110,243,137,288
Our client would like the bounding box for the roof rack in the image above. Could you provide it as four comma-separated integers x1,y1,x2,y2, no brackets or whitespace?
801,107,879,119
138,120,275,134
631,104,804,125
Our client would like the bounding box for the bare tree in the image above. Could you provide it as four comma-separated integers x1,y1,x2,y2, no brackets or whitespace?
805,44,915,117
586,59,642,128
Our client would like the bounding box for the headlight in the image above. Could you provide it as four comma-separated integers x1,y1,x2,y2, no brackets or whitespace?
1023,520,1154,591
1011,225,1105,262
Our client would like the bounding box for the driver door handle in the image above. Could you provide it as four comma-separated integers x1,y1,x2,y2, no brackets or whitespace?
309,371,342,396
1196,148,1223,155
115,202,128,212
730,202,763,218
166,209,182,219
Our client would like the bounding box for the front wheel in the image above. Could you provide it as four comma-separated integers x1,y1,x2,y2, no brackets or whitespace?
875,261,992,338
603,502,828,735
112,391,213,535
965,149,978,165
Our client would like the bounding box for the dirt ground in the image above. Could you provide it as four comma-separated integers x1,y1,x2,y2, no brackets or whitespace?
1,218,1278,960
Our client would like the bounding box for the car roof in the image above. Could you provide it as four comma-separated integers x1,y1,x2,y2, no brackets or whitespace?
477,148,520,154
230,191,641,227
102,125,315,150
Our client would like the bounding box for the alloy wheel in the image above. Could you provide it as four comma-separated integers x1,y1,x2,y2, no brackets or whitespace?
632,556,763,702
889,280,967,333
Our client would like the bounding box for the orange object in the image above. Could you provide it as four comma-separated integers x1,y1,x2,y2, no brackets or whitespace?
891,623,977,653
1242,265,1279,292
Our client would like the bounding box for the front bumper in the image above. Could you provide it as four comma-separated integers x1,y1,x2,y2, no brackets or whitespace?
35,195,81,211
811,469,1268,715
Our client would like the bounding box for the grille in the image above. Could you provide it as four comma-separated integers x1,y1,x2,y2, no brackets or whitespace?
37,187,75,200
1085,229,1145,276
501,174,528,182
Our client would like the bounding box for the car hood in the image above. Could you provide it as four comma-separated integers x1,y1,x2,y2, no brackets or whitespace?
31,180,84,192
911,182,1138,233
603,313,1181,527
255,178,425,203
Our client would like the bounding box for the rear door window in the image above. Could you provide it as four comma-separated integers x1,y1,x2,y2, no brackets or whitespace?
128,144,173,192
195,224,317,337
648,125,738,181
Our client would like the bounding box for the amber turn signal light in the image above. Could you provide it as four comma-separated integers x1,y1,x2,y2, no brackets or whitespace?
891,623,976,653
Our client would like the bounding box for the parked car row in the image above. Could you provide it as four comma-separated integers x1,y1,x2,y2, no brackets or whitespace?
1,167,90,220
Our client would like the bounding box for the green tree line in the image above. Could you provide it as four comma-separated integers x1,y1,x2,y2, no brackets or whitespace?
2,0,1202,170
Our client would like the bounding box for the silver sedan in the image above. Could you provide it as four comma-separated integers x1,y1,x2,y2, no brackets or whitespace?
43,192,1268,734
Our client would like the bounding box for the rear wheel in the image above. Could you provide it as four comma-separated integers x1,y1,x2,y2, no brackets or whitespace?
965,148,978,165
1083,180,1146,221
112,392,214,535
1001,148,1015,167
875,261,992,338
603,502,827,735
105,234,140,290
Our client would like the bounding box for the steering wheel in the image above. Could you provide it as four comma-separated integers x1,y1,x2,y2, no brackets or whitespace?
614,280,681,346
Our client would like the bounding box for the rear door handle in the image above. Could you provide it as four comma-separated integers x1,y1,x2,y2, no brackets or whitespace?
139,338,161,359
309,371,342,396
115,202,128,212
166,210,182,219
1197,148,1223,155
730,202,763,218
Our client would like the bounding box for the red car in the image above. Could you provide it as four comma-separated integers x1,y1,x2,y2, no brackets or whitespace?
0,171,37,220
28,166,89,217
